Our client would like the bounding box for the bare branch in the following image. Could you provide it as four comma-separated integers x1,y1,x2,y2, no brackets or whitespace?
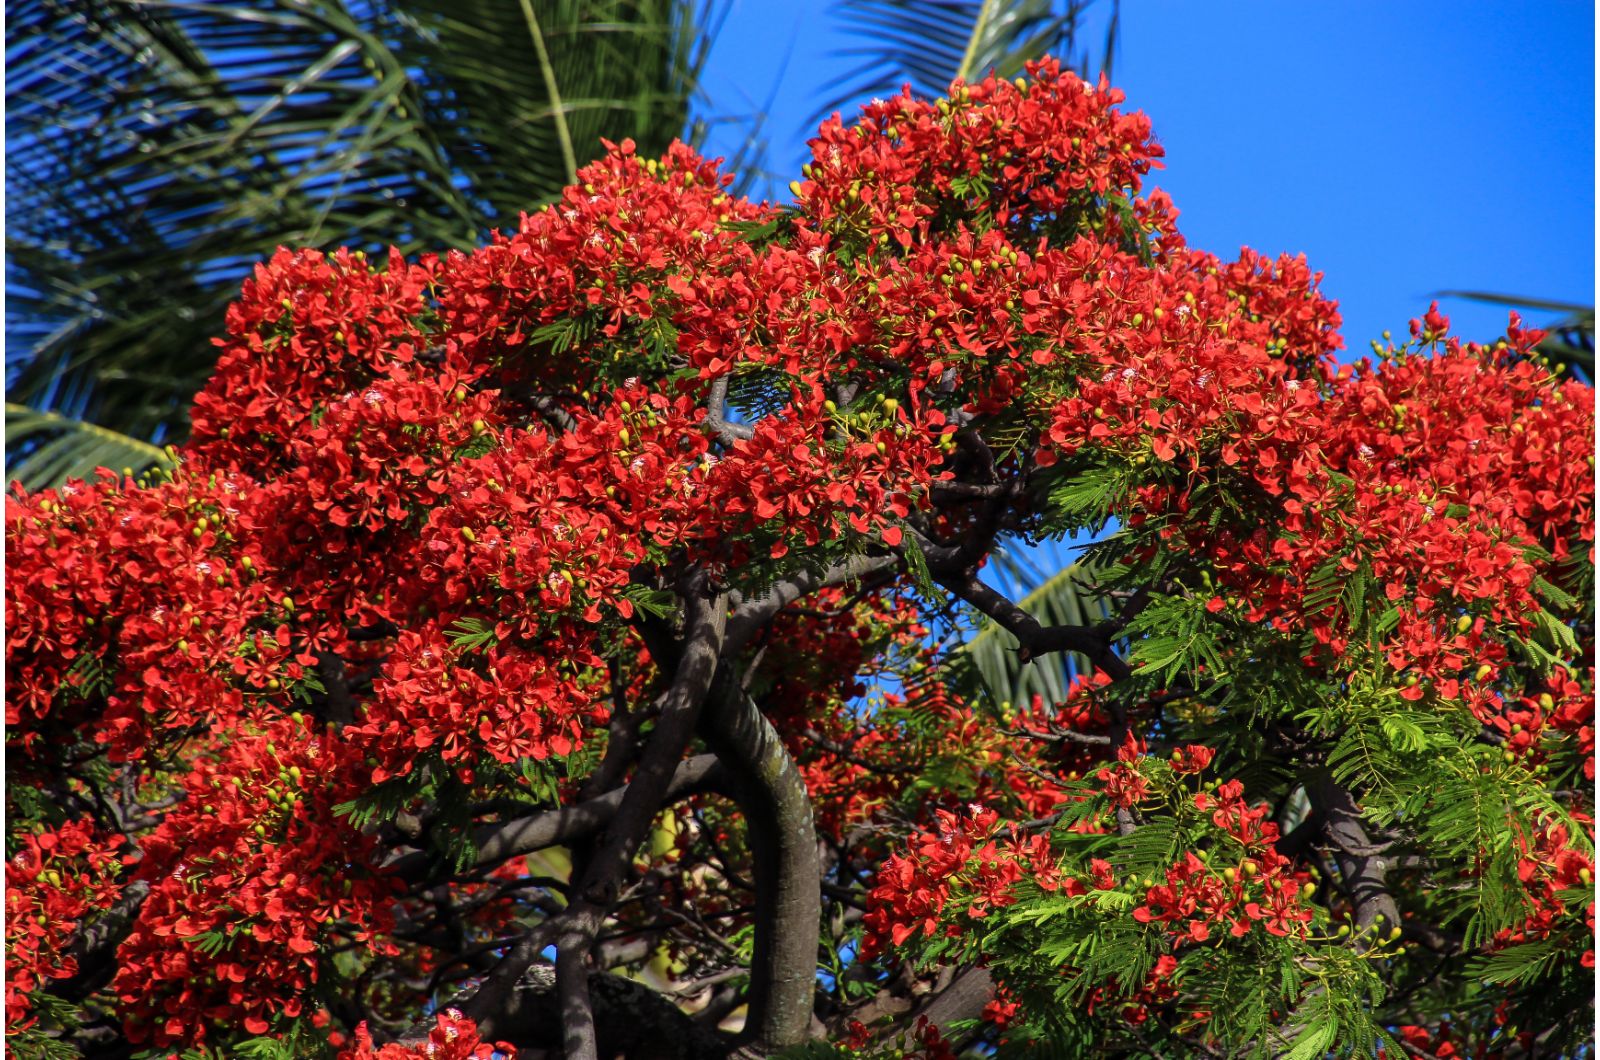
725,553,900,657
706,376,754,443
385,755,725,882
930,562,1133,681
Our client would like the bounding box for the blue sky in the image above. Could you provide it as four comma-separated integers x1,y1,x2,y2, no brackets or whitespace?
700,1,1595,354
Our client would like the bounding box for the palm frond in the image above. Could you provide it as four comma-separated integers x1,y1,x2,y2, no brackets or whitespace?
398,0,716,224
5,402,175,491
6,0,716,441
814,0,1117,126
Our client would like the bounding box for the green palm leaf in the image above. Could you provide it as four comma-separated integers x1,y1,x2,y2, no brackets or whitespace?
5,402,175,491
6,0,716,442
816,0,1117,124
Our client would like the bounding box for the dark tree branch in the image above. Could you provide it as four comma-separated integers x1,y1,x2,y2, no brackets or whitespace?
530,393,577,434
470,965,730,1058
699,672,821,1056
1305,770,1400,946
48,880,149,1003
448,577,728,1045
316,651,356,725
724,554,900,657
930,563,1133,681
928,480,1018,500
385,755,725,882
549,577,729,1060
907,965,994,1045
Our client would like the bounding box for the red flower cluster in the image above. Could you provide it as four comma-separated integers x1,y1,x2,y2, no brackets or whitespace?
5,821,126,1026
435,139,768,389
113,717,397,1047
192,247,443,464
357,625,606,781
1384,1022,1524,1060
798,60,1161,244
862,805,1064,956
246,373,504,624
6,467,302,763
1042,290,1594,725
1494,816,1595,968
340,1009,514,1060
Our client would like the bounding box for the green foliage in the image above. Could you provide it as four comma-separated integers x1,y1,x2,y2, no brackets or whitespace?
1038,457,1134,537
1126,592,1228,687
819,0,1117,124
6,0,724,440
446,615,500,653
1473,938,1560,985
133,1021,336,1060
622,583,681,620
334,768,435,831
7,991,90,1060
4,403,175,491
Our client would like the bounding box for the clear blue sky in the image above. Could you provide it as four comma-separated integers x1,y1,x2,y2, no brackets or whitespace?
700,1,1596,353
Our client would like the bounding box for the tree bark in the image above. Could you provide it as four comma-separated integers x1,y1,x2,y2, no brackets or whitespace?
700,671,821,1056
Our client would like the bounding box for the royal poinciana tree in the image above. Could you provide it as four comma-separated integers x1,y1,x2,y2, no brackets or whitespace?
6,61,1595,1059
